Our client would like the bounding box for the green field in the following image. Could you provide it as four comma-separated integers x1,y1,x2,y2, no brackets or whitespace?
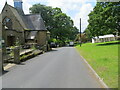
76,41,119,88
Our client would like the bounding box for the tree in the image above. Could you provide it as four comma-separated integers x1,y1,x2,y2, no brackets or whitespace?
53,13,75,41
29,4,79,44
102,2,120,35
85,2,120,39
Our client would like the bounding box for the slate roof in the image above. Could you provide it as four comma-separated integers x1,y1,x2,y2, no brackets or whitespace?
23,14,47,30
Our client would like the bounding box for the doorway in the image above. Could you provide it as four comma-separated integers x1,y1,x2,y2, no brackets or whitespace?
7,36,15,46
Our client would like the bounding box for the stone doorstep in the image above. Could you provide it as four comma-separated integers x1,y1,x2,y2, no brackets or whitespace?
20,49,34,56
4,63,16,70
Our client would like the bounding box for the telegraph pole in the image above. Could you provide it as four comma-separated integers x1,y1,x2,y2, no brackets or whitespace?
80,18,82,47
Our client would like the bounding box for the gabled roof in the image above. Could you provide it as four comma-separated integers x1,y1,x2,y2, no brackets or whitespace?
7,4,27,29
23,14,47,30
2,3,47,31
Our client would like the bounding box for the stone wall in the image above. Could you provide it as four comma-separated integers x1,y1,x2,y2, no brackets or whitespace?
37,31,47,46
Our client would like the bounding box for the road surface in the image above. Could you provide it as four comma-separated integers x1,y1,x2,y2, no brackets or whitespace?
2,47,102,88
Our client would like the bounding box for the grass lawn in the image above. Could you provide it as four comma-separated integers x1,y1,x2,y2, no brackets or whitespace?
75,41,119,88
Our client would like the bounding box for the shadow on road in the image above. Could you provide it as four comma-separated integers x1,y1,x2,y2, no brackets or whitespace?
2,70,9,75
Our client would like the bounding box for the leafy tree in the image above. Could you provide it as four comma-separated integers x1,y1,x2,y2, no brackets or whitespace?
103,2,120,35
29,4,79,45
85,2,120,39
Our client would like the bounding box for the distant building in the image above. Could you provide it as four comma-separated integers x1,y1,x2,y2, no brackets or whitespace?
0,0,49,50
92,34,116,43
74,33,88,43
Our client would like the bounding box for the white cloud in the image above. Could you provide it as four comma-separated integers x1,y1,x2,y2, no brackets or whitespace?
0,0,13,13
73,3,93,32
46,0,87,13
23,0,32,14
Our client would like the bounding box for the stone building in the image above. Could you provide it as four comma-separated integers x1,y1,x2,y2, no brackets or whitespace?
0,0,48,49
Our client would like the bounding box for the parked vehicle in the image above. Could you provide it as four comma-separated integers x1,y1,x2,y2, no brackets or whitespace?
50,42,57,48
69,41,74,46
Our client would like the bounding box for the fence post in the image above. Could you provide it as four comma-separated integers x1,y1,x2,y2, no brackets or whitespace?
44,45,47,52
14,46,20,64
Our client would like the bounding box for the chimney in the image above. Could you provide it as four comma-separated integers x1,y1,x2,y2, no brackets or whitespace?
13,0,23,10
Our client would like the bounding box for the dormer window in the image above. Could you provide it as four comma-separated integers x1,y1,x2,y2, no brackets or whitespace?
3,17,12,29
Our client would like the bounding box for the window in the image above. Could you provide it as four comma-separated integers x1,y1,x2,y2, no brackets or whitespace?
3,17,12,29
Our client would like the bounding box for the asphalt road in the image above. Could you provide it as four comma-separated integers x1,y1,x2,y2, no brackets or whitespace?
3,47,102,88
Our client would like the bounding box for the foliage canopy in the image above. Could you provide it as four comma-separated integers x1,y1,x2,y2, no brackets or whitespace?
30,4,79,44
85,2,120,39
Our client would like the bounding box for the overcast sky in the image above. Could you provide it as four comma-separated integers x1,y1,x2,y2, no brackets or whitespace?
0,0,97,32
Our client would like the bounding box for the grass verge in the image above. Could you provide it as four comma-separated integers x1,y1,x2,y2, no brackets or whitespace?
75,41,119,88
